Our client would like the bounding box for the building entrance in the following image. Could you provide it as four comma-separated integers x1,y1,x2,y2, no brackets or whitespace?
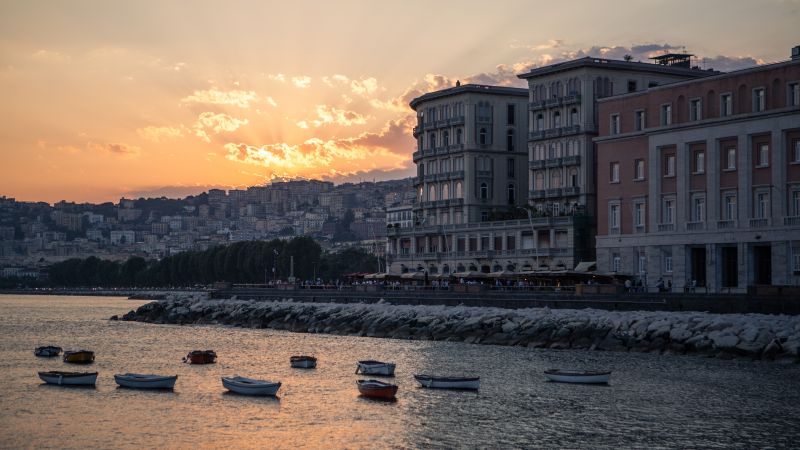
690,247,707,287
721,246,738,289
753,245,772,285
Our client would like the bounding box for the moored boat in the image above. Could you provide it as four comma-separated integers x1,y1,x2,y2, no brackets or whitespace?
355,360,395,376
63,350,94,364
184,350,217,364
356,379,398,399
221,376,281,396
290,355,317,368
38,371,97,386
34,346,62,357
114,373,178,389
413,374,480,390
544,369,611,384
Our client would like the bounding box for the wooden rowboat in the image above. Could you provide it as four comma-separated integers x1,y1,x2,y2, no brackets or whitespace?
184,350,216,364
356,379,398,399
544,369,611,384
355,360,395,376
114,373,178,389
35,346,62,357
221,376,281,396
38,371,97,386
63,350,94,364
290,355,317,368
413,374,480,390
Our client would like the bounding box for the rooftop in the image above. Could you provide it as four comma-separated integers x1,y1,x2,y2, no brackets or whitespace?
517,56,717,80
409,83,528,109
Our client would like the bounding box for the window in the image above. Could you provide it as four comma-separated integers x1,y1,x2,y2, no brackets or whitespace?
724,193,737,220
721,93,733,116
569,169,578,187
790,82,800,107
634,202,646,228
455,181,463,198
664,154,676,177
610,204,620,229
534,172,544,190
753,88,765,112
479,128,487,146
756,192,770,218
757,144,769,167
661,104,672,125
550,170,562,188
570,108,579,126
553,111,561,128
507,104,515,125
612,254,621,272
725,147,737,170
635,159,645,180
454,156,464,171
610,162,620,183
635,110,645,131
664,255,673,273
479,183,488,199
663,198,675,223
689,99,702,121
794,252,800,274
692,196,706,222
507,158,515,178
638,252,647,273
695,151,705,173
791,190,800,216
610,114,620,135
507,184,516,204
506,130,515,152
428,132,436,149
536,114,544,130
428,185,436,201
552,202,560,217
456,128,463,145
442,183,450,200
443,130,449,147
793,140,800,163
627,80,637,93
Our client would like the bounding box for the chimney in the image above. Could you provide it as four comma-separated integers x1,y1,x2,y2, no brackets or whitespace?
792,46,800,60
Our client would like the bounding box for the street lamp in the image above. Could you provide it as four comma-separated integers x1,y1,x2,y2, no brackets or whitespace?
517,206,539,268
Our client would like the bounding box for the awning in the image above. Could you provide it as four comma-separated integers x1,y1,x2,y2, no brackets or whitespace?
573,261,597,273
451,271,486,278
488,270,517,278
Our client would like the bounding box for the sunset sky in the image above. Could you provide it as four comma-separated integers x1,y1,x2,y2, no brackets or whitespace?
1,0,798,203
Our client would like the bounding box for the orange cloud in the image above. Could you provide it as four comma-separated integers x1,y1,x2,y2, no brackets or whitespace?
291,76,312,88
296,105,369,128
87,141,141,157
181,88,259,108
137,125,185,143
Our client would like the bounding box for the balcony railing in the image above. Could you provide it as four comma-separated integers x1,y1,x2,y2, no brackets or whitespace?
686,221,705,231
717,220,736,229
449,116,465,125
528,131,546,141
562,186,580,196
657,223,675,232
784,216,800,226
447,143,464,152
562,155,581,165
749,218,770,227
529,160,545,170
545,188,562,198
529,189,546,199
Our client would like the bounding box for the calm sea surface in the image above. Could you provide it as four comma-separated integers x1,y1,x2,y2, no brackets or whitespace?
0,294,799,449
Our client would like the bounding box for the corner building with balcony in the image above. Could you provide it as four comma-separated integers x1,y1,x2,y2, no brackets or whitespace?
386,84,535,275
517,56,714,266
594,54,800,292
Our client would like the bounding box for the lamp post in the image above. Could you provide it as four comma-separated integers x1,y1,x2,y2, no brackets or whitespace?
517,206,539,268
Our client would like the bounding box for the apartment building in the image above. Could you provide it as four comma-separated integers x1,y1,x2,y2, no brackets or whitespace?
595,52,800,292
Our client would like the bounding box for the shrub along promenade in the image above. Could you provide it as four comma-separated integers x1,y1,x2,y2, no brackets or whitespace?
120,293,800,363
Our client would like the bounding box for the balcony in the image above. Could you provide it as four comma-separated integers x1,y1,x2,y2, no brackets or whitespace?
412,126,422,137
435,146,448,155
529,189,546,199
436,119,449,128
562,186,580,196
412,151,422,162
562,94,581,105
546,188,562,198
562,155,581,165
528,100,547,111
544,128,562,138
784,216,800,226
686,221,705,231
449,116,465,125
657,223,675,232
561,124,581,136
529,160,545,170
717,220,737,229
544,158,561,168
423,174,437,182
749,218,770,228
447,143,464,152
544,98,561,107
528,131,545,141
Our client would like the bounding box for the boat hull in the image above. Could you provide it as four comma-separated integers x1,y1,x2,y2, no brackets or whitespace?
63,351,94,364
38,371,97,386
357,380,398,399
356,361,395,376
222,377,281,396
35,346,62,357
544,370,611,384
414,375,480,390
114,374,178,389
290,357,317,369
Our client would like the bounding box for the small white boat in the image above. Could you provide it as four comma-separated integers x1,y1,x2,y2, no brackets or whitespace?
355,360,396,376
413,374,480,390
114,373,178,389
221,376,281,396
38,371,98,386
544,369,611,384
290,355,317,369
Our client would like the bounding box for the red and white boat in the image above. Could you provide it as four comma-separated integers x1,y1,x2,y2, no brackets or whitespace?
356,379,398,399
184,350,217,364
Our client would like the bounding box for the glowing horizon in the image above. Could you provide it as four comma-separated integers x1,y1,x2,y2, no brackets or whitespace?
1,0,797,204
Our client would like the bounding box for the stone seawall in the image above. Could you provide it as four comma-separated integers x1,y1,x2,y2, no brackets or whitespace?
120,297,800,362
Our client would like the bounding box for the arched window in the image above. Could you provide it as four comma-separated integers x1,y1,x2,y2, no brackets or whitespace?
480,182,488,199
418,187,423,202
442,264,450,274
456,128,463,145
442,183,450,200
443,130,449,147
535,145,545,160
569,168,578,187
570,108,578,125
455,181,463,198
549,143,559,159
551,170,562,188
536,114,544,130
553,111,561,128
479,128,487,145
428,132,436,150
506,129,514,152
535,172,545,190
428,185,436,201
507,184,516,204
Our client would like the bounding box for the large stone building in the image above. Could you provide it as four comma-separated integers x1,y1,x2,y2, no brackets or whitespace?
594,52,800,292
386,84,533,275
517,55,716,266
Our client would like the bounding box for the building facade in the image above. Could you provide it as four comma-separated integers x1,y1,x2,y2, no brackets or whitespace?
595,56,800,292
386,84,533,275
517,56,715,268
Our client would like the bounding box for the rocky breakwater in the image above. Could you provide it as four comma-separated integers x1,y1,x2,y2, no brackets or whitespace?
121,297,800,362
